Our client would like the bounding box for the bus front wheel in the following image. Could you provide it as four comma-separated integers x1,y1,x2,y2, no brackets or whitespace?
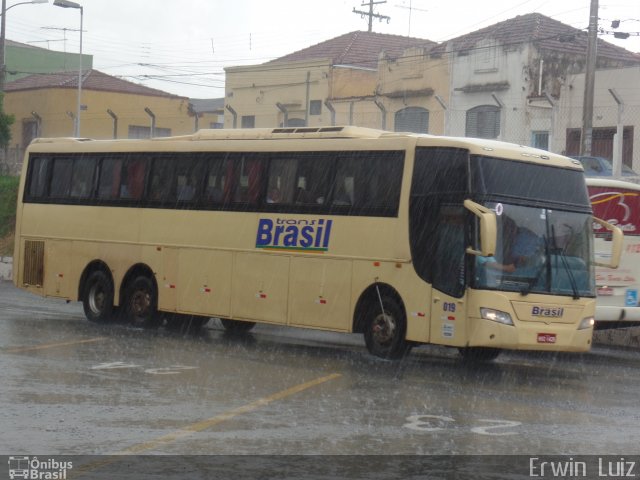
364,295,410,360
82,270,114,323
124,276,161,328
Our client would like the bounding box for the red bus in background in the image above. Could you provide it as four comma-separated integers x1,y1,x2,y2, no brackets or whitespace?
588,177,640,328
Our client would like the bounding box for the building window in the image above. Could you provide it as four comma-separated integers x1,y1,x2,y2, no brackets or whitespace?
394,107,429,133
532,131,549,151
22,120,39,148
241,116,255,128
128,125,171,139
309,100,322,115
286,118,306,127
465,105,500,139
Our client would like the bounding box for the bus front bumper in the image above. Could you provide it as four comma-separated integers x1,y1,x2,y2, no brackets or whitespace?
467,317,593,352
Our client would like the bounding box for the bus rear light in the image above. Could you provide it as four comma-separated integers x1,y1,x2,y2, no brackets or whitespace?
480,308,514,326
315,297,327,305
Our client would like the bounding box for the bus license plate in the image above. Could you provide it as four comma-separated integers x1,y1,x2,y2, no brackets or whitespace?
537,333,556,344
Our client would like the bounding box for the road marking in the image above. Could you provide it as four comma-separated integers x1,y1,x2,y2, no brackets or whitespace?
119,372,342,454
69,372,342,477
4,337,107,354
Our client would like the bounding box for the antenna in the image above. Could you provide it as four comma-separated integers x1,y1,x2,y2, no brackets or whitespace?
395,0,428,36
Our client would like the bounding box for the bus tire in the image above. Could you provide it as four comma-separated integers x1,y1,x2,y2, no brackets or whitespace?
220,319,256,333
82,270,114,323
124,275,161,328
458,347,501,362
363,295,410,360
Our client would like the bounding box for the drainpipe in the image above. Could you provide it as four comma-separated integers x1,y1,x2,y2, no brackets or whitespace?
226,104,237,129
304,71,310,126
609,88,624,176
374,98,386,130
434,94,448,135
31,111,42,137
107,109,118,139
65,111,74,136
144,107,155,138
542,92,556,153
491,93,504,140
349,101,354,126
324,100,336,126
276,102,289,127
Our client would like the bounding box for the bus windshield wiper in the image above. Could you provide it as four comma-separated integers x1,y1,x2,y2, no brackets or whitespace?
520,234,549,296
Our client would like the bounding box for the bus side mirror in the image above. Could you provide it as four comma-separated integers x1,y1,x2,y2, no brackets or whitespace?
464,199,497,257
592,217,623,268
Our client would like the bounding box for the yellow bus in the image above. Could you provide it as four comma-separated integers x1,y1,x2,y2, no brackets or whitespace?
13,127,622,361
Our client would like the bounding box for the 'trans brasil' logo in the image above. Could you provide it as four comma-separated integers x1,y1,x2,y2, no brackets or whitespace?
256,218,333,253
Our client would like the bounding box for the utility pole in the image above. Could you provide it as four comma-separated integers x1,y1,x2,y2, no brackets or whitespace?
353,0,390,32
581,0,598,156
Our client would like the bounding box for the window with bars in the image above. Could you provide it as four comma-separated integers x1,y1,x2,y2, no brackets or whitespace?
465,105,500,139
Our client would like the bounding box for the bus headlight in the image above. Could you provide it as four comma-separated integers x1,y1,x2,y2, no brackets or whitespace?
578,316,595,330
480,308,514,326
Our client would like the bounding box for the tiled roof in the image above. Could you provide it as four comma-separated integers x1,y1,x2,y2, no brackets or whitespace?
430,13,640,63
6,69,186,99
266,31,436,69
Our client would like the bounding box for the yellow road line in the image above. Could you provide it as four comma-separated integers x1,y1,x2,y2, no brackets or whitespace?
119,372,342,454
70,372,342,477
4,337,107,353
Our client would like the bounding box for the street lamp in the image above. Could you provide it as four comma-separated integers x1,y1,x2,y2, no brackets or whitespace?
53,0,82,137
0,0,48,94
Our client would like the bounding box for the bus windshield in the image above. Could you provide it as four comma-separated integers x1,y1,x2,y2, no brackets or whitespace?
470,156,595,298
472,203,595,297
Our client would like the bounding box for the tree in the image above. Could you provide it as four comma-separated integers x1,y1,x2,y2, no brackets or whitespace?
0,94,14,149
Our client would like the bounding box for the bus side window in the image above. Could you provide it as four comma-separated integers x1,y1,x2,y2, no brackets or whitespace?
49,157,73,198
26,156,51,198
176,159,204,203
294,154,333,205
266,157,297,204
204,156,226,205
70,157,97,199
148,158,175,203
97,157,123,200
233,155,263,206
120,158,147,200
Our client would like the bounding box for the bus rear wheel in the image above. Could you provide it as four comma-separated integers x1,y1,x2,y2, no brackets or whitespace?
220,319,256,333
363,295,410,360
82,270,114,323
124,275,161,328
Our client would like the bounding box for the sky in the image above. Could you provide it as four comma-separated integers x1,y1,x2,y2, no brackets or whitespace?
5,0,640,99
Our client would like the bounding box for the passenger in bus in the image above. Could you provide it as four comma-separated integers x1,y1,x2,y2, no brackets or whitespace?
267,187,281,203
477,224,543,275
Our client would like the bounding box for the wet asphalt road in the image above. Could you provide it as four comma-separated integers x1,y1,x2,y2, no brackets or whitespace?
2,279,640,458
